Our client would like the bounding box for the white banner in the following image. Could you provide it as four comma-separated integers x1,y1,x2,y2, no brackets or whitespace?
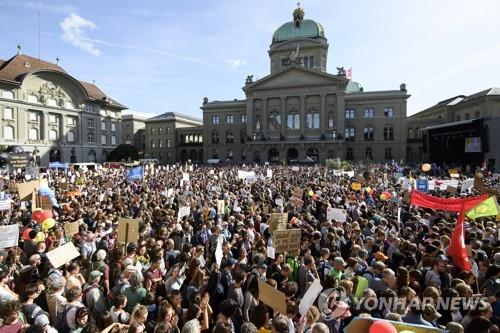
0,200,11,211
0,225,18,249
326,207,347,222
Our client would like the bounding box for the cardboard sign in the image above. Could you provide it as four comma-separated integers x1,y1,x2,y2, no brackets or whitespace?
461,178,474,193
269,213,288,232
289,196,304,208
267,169,273,178
0,200,11,211
17,181,40,201
217,200,225,215
258,279,287,314
320,181,328,187
273,229,301,254
446,186,457,194
291,166,299,172
0,224,19,249
292,188,303,198
36,195,53,210
117,218,140,243
351,183,362,191
182,173,190,181
266,246,275,259
60,182,68,191
46,242,80,268
299,279,323,316
64,222,79,236
326,207,347,222
177,206,191,222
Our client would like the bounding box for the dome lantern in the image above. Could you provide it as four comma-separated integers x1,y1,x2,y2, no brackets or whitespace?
293,2,305,27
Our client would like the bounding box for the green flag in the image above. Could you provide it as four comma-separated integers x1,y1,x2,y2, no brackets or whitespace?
466,196,499,220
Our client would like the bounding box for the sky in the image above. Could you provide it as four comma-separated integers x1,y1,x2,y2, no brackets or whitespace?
1,0,500,118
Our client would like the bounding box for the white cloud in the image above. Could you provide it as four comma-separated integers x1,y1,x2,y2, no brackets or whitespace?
60,13,100,56
227,59,247,68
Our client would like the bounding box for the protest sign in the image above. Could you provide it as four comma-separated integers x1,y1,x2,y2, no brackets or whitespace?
299,279,323,316
0,199,11,211
217,200,225,215
0,225,18,249
273,229,301,254
182,173,190,181
447,186,457,194
416,179,428,193
267,169,272,178
326,207,347,222
46,242,80,268
320,181,328,187
177,206,191,222
64,222,79,236
269,213,288,232
461,178,474,193
266,246,275,259
292,187,303,198
275,198,284,207
258,279,287,314
36,195,53,210
351,183,361,191
215,240,223,267
291,166,299,172
17,181,40,201
289,196,304,208
117,218,140,244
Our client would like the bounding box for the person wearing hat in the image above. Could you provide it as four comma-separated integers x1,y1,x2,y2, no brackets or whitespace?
83,271,106,319
422,304,443,329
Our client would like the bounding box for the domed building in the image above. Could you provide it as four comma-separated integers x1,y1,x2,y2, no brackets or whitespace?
201,5,410,163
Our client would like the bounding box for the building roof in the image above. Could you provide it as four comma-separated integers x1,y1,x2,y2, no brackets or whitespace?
147,112,202,124
0,53,126,109
273,19,325,43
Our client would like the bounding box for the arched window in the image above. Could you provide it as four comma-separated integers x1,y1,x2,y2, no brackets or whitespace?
385,148,392,159
254,115,261,131
212,130,220,144
408,127,414,139
87,150,96,162
345,127,355,141
268,111,281,130
365,147,373,160
226,131,234,143
46,98,57,107
159,139,163,148
364,126,374,140
287,111,300,129
383,126,394,140
415,127,421,139
151,140,155,148
306,109,320,129
28,95,38,103
346,148,353,160
67,130,75,142
2,90,14,99
328,112,335,128
227,149,233,160
241,149,246,161
29,128,39,140
49,129,58,141
3,125,14,140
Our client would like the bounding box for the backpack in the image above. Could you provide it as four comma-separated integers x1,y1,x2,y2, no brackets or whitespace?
56,304,78,333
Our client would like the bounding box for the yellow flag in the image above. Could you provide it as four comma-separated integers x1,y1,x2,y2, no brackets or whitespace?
466,196,499,220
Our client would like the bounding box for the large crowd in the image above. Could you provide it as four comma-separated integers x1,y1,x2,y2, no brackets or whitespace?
0,162,499,333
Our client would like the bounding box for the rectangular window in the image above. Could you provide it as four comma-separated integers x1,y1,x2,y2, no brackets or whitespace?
88,132,95,143
101,121,106,130
384,107,394,117
3,107,13,120
29,112,38,122
111,122,116,131
159,139,163,148
364,108,374,118
167,139,171,148
67,117,76,126
151,128,155,135
101,134,107,145
287,114,300,129
84,104,94,112
385,148,392,159
226,115,234,124
211,115,220,124
240,115,247,124
345,109,355,119
126,134,131,141
111,135,117,145
4,126,14,140
88,119,95,128
49,114,59,124
345,127,355,141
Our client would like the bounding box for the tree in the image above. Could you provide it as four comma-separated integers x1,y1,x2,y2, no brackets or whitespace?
107,144,139,162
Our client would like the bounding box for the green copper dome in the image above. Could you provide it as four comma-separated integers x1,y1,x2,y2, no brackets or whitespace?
272,19,325,43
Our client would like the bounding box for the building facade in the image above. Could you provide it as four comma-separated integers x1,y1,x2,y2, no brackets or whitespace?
144,112,202,164
201,6,410,163
0,53,126,164
122,114,146,155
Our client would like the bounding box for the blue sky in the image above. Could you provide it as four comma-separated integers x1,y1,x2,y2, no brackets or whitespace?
1,0,499,118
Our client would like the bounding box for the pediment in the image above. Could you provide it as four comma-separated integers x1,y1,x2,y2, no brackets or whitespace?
243,66,347,92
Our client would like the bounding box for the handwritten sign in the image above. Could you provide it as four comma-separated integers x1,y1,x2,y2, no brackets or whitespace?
267,169,273,178
0,225,19,249
326,207,347,222
258,279,287,314
64,222,79,237
289,196,304,208
291,166,299,172
117,218,140,243
267,246,275,259
17,181,40,201
299,279,323,316
217,200,225,215
0,200,11,211
46,242,80,268
177,206,191,222
269,213,288,232
273,229,301,254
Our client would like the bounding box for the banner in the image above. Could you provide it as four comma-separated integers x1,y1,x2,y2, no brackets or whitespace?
327,207,347,222
269,213,288,232
267,169,272,178
410,191,488,212
126,166,143,181
46,242,80,268
273,229,301,254
0,224,19,249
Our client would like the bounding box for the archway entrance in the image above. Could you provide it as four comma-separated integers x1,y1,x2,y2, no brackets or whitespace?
287,148,299,161
306,147,319,162
49,148,61,162
253,151,261,163
268,148,280,163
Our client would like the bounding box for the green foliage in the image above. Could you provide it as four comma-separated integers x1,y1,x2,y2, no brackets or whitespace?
107,144,139,162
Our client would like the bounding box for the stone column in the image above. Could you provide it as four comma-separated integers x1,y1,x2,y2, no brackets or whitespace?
300,95,306,136
262,98,268,139
320,94,327,136
337,93,345,140
61,114,67,143
280,97,286,138
246,98,253,142
42,111,49,142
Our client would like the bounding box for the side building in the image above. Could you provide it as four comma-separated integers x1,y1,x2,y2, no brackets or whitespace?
201,6,409,163
122,114,146,156
0,53,126,164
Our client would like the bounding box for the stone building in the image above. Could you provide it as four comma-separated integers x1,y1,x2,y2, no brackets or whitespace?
0,53,126,164
122,114,146,155
201,6,410,163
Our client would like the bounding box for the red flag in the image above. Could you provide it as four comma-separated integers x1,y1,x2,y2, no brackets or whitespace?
410,190,488,212
448,203,472,271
